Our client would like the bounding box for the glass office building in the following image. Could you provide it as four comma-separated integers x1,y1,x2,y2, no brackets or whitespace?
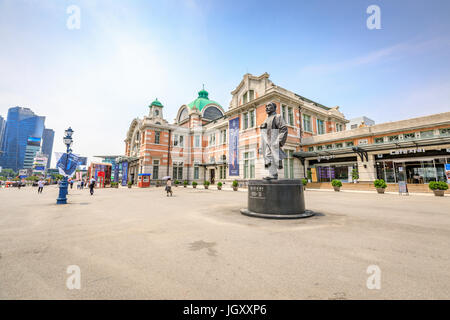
41,128,55,168
0,107,45,172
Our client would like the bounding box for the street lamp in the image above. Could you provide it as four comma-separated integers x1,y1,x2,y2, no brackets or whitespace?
56,127,74,204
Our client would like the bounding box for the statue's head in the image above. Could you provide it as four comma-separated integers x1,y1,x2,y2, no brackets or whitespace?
265,102,276,114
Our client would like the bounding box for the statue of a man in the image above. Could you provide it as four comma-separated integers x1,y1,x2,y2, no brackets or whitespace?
260,102,288,180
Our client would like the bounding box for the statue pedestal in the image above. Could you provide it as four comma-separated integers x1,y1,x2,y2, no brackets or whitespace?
240,179,314,219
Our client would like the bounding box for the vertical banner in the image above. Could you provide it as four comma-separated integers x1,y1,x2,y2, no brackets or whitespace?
114,163,120,183
228,117,240,176
445,164,450,184
121,162,128,186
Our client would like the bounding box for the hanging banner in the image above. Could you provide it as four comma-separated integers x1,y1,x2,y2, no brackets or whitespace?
57,153,79,177
121,162,128,186
113,163,120,183
445,164,450,184
228,117,240,176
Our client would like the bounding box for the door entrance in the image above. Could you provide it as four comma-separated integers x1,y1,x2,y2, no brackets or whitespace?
210,169,215,184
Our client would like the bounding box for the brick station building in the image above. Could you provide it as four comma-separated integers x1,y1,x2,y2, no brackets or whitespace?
121,72,450,191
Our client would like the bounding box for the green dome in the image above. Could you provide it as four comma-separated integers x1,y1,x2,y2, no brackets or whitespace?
149,98,163,108
187,88,221,111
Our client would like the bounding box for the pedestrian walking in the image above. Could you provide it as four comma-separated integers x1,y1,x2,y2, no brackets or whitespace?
70,179,74,189
89,178,96,196
37,179,44,194
80,180,84,190
165,178,173,197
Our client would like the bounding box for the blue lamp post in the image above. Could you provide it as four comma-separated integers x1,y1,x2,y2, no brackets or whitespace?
56,127,74,204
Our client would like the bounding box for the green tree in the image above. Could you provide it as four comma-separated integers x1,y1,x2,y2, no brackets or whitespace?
0,168,16,178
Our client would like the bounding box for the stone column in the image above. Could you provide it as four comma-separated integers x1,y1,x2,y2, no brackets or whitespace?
357,154,377,182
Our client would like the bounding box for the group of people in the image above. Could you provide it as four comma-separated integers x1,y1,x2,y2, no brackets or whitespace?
33,176,174,197
36,177,97,195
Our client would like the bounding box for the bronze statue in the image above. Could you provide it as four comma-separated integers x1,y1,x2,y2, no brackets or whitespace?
260,102,288,180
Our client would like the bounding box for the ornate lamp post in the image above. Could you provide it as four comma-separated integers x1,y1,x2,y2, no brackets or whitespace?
56,127,74,204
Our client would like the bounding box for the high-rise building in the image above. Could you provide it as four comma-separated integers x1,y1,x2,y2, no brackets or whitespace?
23,137,42,169
0,107,45,172
42,128,55,168
0,115,5,150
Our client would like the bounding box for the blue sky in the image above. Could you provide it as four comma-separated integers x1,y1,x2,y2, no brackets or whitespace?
1,0,449,165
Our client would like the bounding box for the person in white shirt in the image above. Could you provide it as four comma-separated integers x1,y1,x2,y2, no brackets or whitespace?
37,180,45,194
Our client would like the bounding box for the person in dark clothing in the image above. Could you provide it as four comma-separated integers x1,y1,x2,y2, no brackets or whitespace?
70,180,74,189
80,180,84,190
89,178,96,195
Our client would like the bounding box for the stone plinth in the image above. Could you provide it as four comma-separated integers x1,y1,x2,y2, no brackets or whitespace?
240,179,314,219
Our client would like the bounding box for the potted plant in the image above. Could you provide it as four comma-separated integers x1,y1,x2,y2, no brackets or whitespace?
307,170,312,183
232,180,238,191
204,180,210,189
331,179,342,192
217,182,223,190
183,180,188,188
374,179,387,194
192,181,198,189
429,181,448,197
111,182,119,188
301,178,308,191
175,180,179,187
127,181,133,188
352,169,359,183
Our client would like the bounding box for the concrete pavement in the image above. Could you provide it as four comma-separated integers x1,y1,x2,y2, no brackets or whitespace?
0,185,449,299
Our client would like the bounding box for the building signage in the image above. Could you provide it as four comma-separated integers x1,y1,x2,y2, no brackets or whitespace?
228,117,240,176
317,155,335,161
389,148,425,155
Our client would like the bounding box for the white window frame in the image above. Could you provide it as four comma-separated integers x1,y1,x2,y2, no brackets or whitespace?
303,114,312,132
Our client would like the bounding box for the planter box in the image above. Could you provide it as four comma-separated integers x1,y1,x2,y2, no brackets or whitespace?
433,190,445,197
193,185,197,189
233,187,238,191
376,188,385,194
204,185,209,189
333,186,340,192
217,186,222,190
183,185,187,188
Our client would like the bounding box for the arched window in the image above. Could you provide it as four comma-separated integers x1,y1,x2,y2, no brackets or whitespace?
178,108,188,122
203,106,223,120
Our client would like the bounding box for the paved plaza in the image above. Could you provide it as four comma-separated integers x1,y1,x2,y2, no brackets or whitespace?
0,185,449,299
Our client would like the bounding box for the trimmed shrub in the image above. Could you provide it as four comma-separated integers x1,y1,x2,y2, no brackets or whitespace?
374,179,387,189
301,178,308,186
331,179,342,188
429,181,448,190
232,180,238,188
217,182,223,187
